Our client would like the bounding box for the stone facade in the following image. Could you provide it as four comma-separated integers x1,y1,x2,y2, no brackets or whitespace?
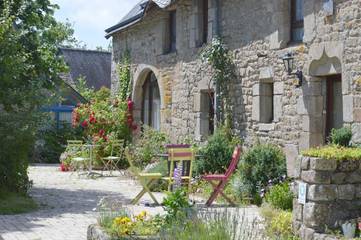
108,0,361,176
293,156,361,240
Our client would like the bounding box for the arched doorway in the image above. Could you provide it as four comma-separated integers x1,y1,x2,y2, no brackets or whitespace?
141,72,161,130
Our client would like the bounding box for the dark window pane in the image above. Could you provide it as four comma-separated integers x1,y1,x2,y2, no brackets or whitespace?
169,11,176,52
291,0,304,42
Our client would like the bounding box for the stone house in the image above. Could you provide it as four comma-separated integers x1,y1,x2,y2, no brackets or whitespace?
105,0,361,177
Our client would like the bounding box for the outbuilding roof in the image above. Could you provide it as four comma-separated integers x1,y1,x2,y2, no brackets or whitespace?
105,0,173,38
59,48,111,90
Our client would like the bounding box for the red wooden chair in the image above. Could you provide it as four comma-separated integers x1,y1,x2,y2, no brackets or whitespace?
201,145,242,207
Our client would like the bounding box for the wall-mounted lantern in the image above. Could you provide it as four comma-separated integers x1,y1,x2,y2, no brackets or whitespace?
282,52,303,87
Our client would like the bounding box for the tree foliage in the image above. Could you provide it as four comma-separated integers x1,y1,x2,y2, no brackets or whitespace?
0,0,75,193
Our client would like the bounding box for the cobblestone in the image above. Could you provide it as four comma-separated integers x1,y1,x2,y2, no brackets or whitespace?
0,164,261,240
0,165,165,240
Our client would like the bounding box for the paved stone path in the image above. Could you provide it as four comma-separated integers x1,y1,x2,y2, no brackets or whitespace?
0,164,262,240
0,165,165,240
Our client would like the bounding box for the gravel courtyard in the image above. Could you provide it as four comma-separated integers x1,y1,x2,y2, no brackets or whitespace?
0,165,165,240
0,164,261,240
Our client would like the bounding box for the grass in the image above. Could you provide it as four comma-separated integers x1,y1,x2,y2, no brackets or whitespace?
0,190,38,215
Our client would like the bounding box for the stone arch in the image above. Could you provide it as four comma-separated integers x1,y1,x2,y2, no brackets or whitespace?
309,51,342,76
132,64,164,125
307,42,343,77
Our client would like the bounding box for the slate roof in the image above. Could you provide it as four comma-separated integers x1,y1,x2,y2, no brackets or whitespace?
59,48,111,90
105,0,173,38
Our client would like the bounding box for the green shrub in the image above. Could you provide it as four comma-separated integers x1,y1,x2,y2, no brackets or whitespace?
261,204,299,240
302,145,361,161
33,121,82,163
196,126,242,175
233,144,286,199
330,127,352,147
129,125,169,169
162,188,190,224
0,110,37,194
265,182,293,211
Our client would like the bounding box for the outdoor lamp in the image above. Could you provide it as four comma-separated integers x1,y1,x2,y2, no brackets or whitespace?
282,52,303,87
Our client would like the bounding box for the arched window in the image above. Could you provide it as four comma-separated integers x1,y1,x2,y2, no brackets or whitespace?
141,72,161,130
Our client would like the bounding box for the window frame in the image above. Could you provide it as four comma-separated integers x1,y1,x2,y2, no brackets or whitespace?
141,73,160,129
290,0,304,43
167,10,177,53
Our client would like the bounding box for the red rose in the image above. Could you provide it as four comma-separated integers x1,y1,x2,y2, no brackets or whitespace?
132,124,138,131
81,120,88,128
99,129,105,137
89,115,97,124
127,99,134,111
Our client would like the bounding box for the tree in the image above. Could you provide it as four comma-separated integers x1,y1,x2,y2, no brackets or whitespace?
0,0,76,193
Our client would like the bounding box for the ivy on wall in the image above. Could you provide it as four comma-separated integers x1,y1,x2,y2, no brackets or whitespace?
117,50,132,101
201,38,236,126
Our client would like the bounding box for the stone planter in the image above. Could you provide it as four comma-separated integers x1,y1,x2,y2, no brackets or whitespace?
293,156,361,240
87,224,160,240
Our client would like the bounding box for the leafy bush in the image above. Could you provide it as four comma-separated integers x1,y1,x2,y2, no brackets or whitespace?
330,127,352,147
162,188,191,223
196,126,242,175
261,204,299,240
128,125,169,169
265,182,293,211
33,121,82,163
302,145,361,161
233,144,286,199
0,110,37,194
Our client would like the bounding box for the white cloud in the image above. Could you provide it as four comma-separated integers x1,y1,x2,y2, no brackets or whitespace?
51,0,137,48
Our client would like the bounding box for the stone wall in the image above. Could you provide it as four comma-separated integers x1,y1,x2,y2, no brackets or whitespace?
293,156,361,240
110,0,361,177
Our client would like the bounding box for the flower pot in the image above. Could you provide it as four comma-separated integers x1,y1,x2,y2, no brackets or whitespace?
342,222,356,239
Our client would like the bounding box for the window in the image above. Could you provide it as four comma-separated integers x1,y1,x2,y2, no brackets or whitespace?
259,83,274,123
291,0,304,42
199,91,214,137
325,74,343,141
142,72,161,130
198,0,208,46
166,10,177,53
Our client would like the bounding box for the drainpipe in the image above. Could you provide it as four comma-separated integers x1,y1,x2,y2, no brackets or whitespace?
214,0,221,125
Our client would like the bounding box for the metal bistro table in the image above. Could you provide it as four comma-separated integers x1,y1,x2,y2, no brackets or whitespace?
83,144,103,178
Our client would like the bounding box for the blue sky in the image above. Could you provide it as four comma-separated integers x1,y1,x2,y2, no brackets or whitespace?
51,0,136,49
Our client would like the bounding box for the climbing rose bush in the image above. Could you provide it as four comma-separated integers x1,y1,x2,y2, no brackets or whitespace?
68,88,137,167
72,88,136,143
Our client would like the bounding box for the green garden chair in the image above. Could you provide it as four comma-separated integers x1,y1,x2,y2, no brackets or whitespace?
125,148,162,205
69,142,91,176
101,139,125,175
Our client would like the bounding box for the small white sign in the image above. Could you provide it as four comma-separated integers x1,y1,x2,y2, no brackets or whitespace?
323,0,334,16
298,182,307,205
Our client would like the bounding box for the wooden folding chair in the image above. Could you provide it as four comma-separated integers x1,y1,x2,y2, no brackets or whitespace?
201,145,242,207
101,139,125,175
162,146,195,194
125,148,162,205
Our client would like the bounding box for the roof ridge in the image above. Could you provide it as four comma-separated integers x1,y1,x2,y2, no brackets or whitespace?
59,47,111,54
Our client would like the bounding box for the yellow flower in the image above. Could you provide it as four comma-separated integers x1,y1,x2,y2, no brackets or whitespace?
135,211,147,221
113,216,132,226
